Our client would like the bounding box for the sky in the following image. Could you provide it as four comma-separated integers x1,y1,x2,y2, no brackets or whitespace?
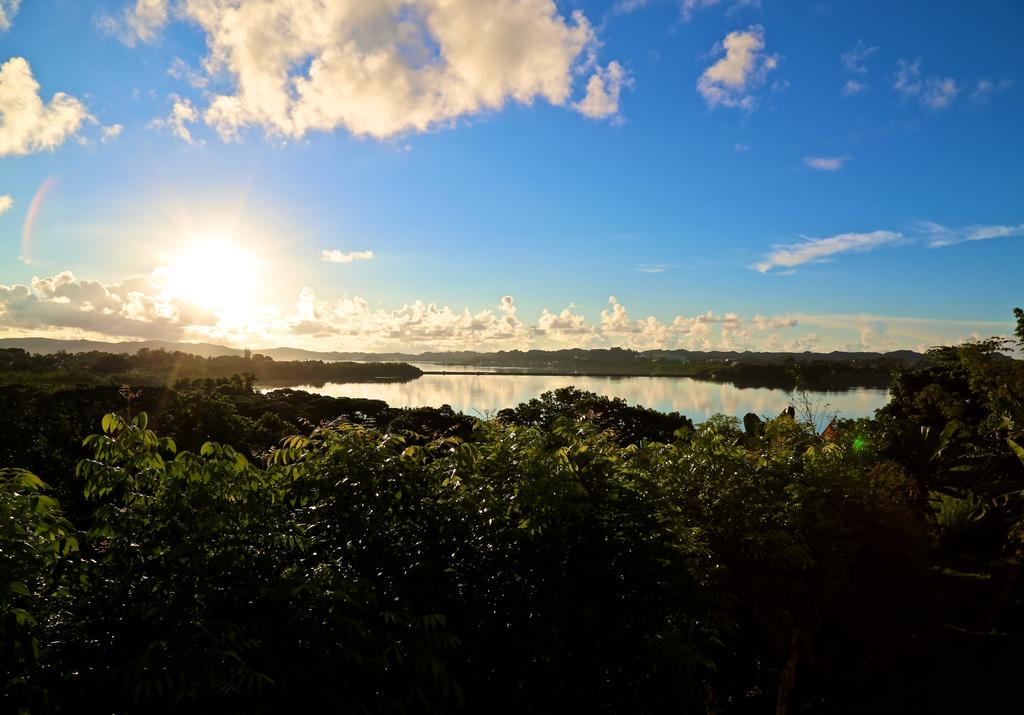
0,0,1022,353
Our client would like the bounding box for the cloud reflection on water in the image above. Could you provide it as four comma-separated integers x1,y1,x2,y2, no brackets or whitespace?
281,372,889,423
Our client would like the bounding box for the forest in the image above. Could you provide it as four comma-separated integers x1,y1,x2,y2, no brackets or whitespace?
2,312,1023,713
0,348,421,387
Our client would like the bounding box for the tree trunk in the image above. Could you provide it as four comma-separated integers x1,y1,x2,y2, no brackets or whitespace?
775,628,800,715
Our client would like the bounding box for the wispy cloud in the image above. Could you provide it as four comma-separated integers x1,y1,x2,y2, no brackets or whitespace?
96,0,168,47
803,155,847,171
894,59,959,109
148,95,203,146
756,230,902,273
919,220,1024,248
840,39,878,95
321,249,375,264
101,124,124,143
0,194,12,215
970,77,1013,104
637,264,670,273
0,0,20,32
168,58,210,90
697,25,779,110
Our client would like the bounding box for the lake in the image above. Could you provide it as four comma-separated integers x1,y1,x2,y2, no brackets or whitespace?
272,370,890,424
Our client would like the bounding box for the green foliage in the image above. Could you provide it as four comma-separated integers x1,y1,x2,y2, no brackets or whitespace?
2,327,1023,712
0,468,77,712
0,347,421,388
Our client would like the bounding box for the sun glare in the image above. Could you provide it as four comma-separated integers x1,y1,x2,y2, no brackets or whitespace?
156,238,263,324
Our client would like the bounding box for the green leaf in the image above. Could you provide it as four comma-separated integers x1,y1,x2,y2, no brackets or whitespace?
1009,438,1024,467
101,413,115,434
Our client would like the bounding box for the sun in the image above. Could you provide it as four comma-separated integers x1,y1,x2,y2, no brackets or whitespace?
155,237,263,323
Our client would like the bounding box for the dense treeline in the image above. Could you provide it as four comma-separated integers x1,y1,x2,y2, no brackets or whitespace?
0,347,421,387
2,325,1024,712
1,344,910,391
412,346,917,389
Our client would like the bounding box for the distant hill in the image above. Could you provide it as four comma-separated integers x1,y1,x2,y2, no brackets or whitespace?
0,338,931,364
0,338,244,358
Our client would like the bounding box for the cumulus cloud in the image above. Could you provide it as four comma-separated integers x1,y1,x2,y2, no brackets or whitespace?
321,249,375,264
574,61,629,120
0,271,215,341
7,269,1005,353
149,94,203,145
101,124,124,143
803,155,846,171
97,0,169,46
919,220,1024,248
0,193,11,215
1,269,808,352
894,59,959,109
697,25,778,110
756,230,902,273
0,57,91,156
533,306,598,342
153,0,621,141
0,0,19,32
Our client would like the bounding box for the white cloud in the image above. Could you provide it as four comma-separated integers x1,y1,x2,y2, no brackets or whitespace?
894,59,959,109
97,0,169,46
101,124,124,143
840,40,877,94
321,249,375,264
803,155,846,171
970,77,1013,104
842,78,865,96
681,0,760,21
612,0,651,15
0,194,12,215
6,270,1006,353
841,40,877,75
168,57,210,89
532,306,599,343
0,0,20,32
0,57,91,156
614,0,759,20
0,271,215,341
149,94,203,145
794,312,1013,352
164,0,619,141
697,25,778,110
574,61,629,120
919,220,1024,248
755,230,902,273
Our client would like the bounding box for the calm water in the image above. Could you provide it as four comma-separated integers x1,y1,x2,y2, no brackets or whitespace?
274,371,889,423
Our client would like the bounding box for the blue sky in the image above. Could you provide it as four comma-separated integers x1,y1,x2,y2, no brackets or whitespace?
0,0,1021,352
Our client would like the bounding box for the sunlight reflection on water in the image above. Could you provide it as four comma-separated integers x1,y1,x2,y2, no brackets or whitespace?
276,372,889,423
